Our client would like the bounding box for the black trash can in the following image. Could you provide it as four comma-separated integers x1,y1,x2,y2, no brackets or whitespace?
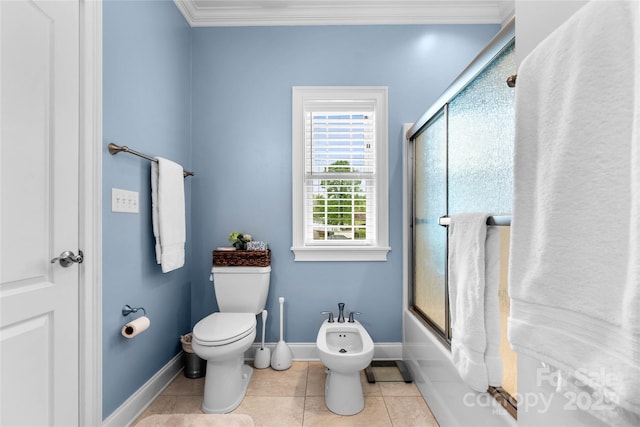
180,333,206,379
183,351,206,378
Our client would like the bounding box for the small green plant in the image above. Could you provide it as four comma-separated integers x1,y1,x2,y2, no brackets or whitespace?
228,232,252,250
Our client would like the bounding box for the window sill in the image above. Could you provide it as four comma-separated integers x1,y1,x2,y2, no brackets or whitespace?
291,246,390,262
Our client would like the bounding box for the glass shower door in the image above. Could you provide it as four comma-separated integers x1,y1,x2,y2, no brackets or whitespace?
410,38,517,404
447,40,516,399
413,109,447,334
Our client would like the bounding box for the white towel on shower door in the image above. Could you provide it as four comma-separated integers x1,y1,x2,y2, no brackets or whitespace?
448,213,503,392
151,157,186,273
509,0,640,420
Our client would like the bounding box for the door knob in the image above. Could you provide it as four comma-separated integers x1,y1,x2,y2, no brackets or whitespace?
51,250,83,267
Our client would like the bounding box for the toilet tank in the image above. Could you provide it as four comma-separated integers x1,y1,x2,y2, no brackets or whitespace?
211,265,271,314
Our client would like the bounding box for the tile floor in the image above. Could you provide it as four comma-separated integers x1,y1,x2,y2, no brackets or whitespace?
133,361,440,427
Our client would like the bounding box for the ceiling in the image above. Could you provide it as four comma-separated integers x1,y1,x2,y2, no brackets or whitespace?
174,0,515,27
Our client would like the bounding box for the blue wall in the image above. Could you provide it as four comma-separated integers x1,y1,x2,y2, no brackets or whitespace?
103,0,499,419
189,24,500,344
102,0,192,418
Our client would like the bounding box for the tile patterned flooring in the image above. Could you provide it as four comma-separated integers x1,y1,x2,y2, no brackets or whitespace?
133,361,440,427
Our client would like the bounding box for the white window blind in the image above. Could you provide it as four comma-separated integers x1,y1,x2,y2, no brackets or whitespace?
291,86,389,262
305,111,376,244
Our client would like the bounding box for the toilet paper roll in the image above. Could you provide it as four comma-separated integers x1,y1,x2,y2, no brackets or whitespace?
121,316,150,339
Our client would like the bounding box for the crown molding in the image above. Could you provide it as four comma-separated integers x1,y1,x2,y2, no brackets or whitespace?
174,0,514,27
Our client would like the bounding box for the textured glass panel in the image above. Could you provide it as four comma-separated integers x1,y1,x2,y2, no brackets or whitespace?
448,41,515,215
413,110,447,332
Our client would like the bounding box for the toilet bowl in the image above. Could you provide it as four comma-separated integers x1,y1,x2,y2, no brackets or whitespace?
316,319,374,415
192,313,257,413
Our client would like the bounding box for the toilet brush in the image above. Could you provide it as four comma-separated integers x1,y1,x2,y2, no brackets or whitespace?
254,310,270,369
271,297,293,370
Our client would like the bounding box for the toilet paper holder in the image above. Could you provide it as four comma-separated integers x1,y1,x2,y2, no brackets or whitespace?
122,304,146,317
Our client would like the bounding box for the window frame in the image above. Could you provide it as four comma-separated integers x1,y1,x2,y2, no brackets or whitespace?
291,86,390,262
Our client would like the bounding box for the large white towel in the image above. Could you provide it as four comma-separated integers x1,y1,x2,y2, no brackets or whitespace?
509,0,640,421
151,158,186,273
448,213,503,392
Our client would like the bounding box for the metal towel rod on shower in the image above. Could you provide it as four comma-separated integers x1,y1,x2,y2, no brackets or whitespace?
108,143,194,177
438,215,511,227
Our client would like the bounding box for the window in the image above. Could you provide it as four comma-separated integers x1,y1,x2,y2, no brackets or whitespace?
292,87,389,261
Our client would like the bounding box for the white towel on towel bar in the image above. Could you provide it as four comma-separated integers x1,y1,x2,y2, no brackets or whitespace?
509,0,640,422
448,213,503,392
151,157,186,273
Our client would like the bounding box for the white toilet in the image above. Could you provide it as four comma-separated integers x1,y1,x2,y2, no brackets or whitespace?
192,265,271,414
316,317,374,415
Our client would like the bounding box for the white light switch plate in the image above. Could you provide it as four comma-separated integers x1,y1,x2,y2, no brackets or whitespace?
112,188,139,213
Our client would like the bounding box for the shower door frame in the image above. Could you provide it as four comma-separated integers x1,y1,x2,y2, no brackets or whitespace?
408,104,451,346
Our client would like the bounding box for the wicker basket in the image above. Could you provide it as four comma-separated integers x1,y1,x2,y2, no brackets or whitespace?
212,249,271,267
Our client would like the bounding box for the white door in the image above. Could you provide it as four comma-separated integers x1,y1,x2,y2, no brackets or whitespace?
0,0,80,425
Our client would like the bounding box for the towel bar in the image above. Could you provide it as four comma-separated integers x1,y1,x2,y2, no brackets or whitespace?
108,143,194,177
438,215,511,227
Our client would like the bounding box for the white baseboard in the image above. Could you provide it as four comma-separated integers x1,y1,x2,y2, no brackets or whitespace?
244,342,402,361
372,343,403,360
103,352,184,427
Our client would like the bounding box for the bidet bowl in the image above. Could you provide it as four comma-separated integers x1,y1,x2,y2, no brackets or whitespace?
326,329,363,352
316,319,374,373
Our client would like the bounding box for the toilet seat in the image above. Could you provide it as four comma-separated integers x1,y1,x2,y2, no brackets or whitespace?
193,313,255,346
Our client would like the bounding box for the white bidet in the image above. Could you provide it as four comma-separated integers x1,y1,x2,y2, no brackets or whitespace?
316,318,374,415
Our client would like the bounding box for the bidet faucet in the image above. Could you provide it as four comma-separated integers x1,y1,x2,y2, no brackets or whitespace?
348,311,361,323
337,303,345,323
321,311,335,323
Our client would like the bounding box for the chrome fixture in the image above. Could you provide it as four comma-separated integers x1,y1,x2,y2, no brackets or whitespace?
108,142,195,177
50,250,84,267
348,311,361,323
122,305,146,317
337,303,345,323
438,215,511,227
321,311,335,323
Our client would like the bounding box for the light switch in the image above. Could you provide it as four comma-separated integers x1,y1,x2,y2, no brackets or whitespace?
112,188,139,213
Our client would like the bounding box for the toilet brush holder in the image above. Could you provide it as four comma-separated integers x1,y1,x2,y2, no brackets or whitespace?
254,347,271,369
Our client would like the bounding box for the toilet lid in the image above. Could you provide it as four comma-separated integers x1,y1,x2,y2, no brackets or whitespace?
193,313,256,345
